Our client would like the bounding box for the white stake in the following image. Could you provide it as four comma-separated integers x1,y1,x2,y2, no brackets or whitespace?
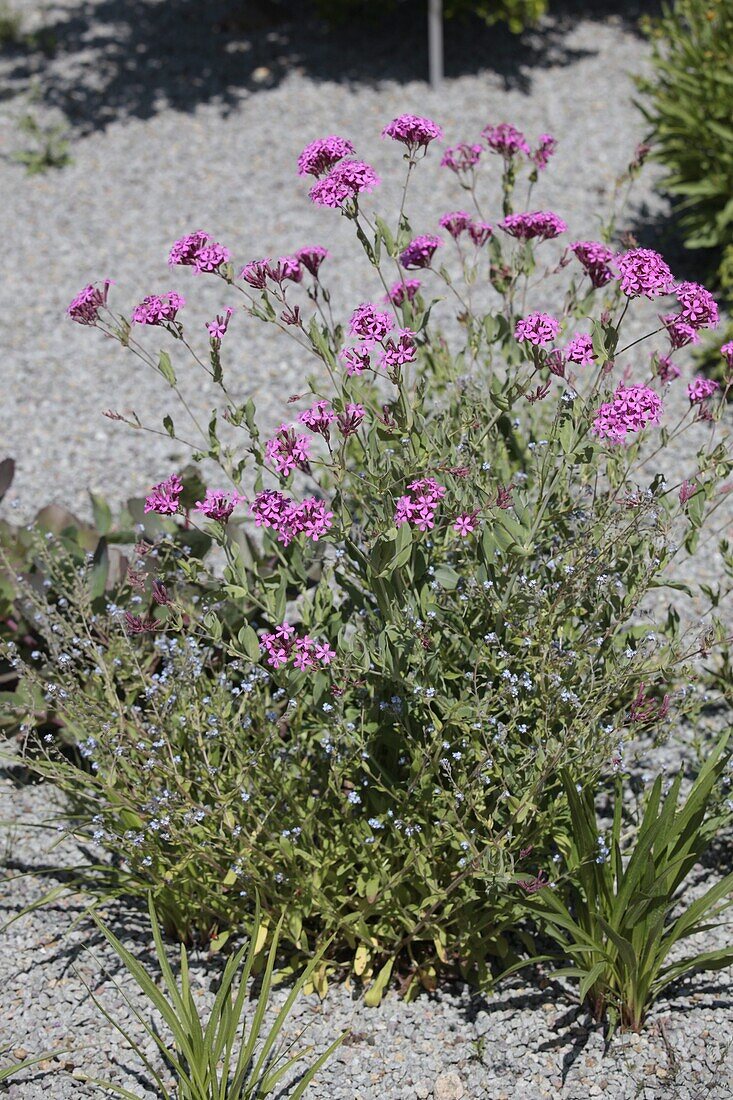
428,0,444,91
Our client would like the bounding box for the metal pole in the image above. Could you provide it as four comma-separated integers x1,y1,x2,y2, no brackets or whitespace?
428,0,443,91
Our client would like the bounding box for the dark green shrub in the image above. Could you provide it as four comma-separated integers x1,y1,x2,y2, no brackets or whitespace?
314,0,547,33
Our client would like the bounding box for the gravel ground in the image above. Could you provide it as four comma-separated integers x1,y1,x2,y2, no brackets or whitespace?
2,0,733,1097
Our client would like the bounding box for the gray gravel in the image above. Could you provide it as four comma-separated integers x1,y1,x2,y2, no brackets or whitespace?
2,1,733,1097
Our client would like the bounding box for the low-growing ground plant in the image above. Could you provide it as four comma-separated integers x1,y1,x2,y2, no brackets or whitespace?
3,113,733,1001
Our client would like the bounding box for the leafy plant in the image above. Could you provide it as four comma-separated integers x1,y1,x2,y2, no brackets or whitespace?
81,897,344,1099
0,0,22,46
638,0,733,294
516,736,733,1034
12,111,71,175
313,0,547,34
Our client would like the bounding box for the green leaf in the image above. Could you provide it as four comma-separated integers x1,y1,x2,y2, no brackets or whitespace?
158,350,176,386
237,624,261,662
88,491,112,536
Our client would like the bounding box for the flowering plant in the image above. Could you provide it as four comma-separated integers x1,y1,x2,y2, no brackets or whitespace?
7,113,733,999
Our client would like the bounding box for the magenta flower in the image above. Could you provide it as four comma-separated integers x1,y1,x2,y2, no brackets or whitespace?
532,133,557,171
656,355,681,383
250,490,333,546
565,333,596,366
260,625,336,670
124,612,159,635
500,211,567,242
721,341,733,371
679,480,697,504
337,403,365,437
297,135,355,178
168,231,209,267
295,245,329,277
132,292,185,326
515,311,560,347
569,241,616,289
206,307,233,341
240,259,271,289
349,302,394,341
67,280,112,325
193,242,230,274
661,313,699,350
379,329,417,373
382,114,442,151
314,642,336,665
298,399,336,439
400,234,443,270
267,256,302,285
482,122,530,158
195,488,242,523
616,248,675,299
439,211,471,240
386,278,421,307
338,346,370,376
674,281,719,329
144,473,183,515
468,220,493,247
687,376,719,405
592,385,663,445
440,143,483,174
309,160,380,208
395,477,446,532
453,511,479,537
265,425,311,475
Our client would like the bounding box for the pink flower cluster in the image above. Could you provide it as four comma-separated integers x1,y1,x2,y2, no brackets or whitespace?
298,399,336,438
296,245,329,277
144,474,183,515
387,278,421,307
616,248,675,299
251,490,333,545
687,377,719,404
569,241,616,289
500,211,567,241
515,312,560,347
453,511,479,537
382,114,442,151
440,143,482,174
132,292,185,326
380,329,417,372
207,307,233,341
482,122,530,158
338,402,365,436
168,231,230,274
532,134,557,171
400,234,443,270
675,281,719,329
298,135,355,177
721,341,733,371
310,160,381,209
656,355,681,383
439,211,492,246
67,280,112,325
661,314,699,350
265,425,311,475
565,333,595,366
195,488,241,522
395,477,446,531
350,302,394,341
260,622,336,671
593,385,663,445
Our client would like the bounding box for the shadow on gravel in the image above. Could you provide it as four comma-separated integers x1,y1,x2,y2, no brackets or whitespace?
0,0,661,135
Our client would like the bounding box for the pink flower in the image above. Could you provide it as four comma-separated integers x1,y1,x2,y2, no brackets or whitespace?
569,241,616,289
679,480,697,504
532,133,557,171
240,259,271,289
67,280,112,325
168,230,209,267
661,313,699,350
340,345,372,375
309,160,380,208
674,281,719,329
453,511,479,536
250,491,333,546
379,328,417,372
616,248,675,299
265,256,301,285
656,355,681,383
439,211,471,240
400,234,443,270
482,122,530,158
515,312,560,347
260,624,336,670
337,403,365,437
297,135,355,178
265,424,311,475
500,211,567,242
144,473,183,515
395,477,446,531
298,399,336,439
565,333,596,366
206,307,233,341
132,292,185,326
194,488,242,522
349,302,394,341
387,278,421,307
592,385,663,445
382,114,442,151
192,242,230,274
295,246,329,277
721,341,733,371
687,376,719,404
546,349,566,377
468,220,493,247
314,642,336,665
440,143,482,174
